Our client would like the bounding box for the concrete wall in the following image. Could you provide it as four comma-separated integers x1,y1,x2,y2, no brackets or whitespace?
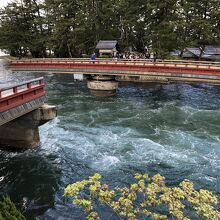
0,104,56,149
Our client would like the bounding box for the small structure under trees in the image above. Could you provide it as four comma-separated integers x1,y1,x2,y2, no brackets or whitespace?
96,40,119,57
182,48,201,59
182,46,220,60
203,46,220,60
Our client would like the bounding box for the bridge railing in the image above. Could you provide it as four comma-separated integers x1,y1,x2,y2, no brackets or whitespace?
11,58,220,69
0,77,45,113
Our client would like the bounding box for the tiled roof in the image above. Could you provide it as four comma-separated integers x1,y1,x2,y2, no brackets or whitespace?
182,46,220,59
186,48,201,56
96,41,118,49
204,46,220,55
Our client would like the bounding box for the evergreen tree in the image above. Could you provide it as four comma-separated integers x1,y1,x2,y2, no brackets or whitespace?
0,196,26,220
0,0,219,58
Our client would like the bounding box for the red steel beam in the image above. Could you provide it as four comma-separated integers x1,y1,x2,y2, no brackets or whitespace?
0,77,45,113
10,60,220,77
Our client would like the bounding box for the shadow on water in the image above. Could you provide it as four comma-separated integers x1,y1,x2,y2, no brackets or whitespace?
0,148,60,220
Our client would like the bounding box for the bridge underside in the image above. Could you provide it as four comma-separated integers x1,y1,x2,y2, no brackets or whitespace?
11,68,220,85
0,104,56,149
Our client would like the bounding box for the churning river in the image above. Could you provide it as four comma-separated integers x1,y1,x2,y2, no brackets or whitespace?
0,60,220,219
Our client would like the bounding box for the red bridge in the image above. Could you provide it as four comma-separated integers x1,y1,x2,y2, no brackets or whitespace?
9,59,220,84
0,77,46,126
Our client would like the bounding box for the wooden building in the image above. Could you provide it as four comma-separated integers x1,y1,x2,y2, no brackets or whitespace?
96,40,119,57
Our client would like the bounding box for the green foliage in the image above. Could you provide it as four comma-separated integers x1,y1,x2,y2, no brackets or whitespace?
0,0,219,58
99,55,112,59
64,173,220,220
0,196,26,220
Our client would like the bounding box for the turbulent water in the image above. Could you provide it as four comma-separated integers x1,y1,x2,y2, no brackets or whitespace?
0,60,220,219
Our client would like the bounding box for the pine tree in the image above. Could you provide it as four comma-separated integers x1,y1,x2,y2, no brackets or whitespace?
0,196,26,220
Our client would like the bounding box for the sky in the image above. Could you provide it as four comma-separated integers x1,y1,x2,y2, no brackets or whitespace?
0,0,10,7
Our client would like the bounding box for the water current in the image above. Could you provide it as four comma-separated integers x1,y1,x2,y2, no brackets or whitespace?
0,60,220,219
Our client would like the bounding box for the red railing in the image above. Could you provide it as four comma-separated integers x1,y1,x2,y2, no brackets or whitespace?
0,77,45,113
10,58,220,67
10,59,220,77
10,59,220,76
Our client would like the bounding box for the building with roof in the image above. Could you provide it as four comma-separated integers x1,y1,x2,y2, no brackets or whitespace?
202,46,220,60
182,48,201,59
182,46,220,60
96,40,119,57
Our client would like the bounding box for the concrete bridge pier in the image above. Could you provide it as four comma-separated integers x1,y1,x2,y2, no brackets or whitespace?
0,104,56,149
87,75,119,97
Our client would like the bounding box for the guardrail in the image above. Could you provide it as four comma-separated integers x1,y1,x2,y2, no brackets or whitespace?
10,59,220,69
0,77,45,112
11,58,220,65
10,59,220,77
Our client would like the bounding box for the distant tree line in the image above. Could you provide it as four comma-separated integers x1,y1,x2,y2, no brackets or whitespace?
0,0,219,58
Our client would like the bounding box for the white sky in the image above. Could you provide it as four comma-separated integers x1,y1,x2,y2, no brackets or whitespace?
0,0,11,7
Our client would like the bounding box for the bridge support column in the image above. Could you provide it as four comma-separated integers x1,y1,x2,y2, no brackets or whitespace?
87,76,119,97
0,104,56,149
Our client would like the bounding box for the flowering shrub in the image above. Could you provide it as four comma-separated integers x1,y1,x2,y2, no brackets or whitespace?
64,173,220,220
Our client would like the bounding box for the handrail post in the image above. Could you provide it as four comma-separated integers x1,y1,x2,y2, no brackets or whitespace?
13,87,18,94
27,83,32,89
39,79,44,85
